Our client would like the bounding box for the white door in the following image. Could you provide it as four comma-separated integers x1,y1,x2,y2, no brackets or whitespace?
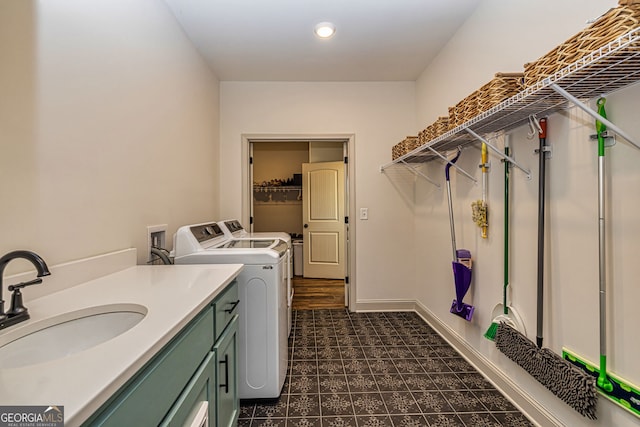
302,161,345,279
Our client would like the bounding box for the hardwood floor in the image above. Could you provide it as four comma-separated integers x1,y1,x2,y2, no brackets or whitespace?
291,276,345,310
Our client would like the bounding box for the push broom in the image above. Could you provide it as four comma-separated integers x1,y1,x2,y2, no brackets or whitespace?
562,97,640,417
495,118,597,418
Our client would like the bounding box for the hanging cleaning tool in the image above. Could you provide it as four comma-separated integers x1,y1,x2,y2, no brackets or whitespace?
445,148,474,322
471,143,489,238
484,136,526,341
495,118,598,419
563,97,640,418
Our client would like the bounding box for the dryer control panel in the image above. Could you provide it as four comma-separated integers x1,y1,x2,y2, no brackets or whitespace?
190,223,224,243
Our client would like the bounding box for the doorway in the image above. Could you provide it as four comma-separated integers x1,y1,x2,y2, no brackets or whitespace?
242,135,355,310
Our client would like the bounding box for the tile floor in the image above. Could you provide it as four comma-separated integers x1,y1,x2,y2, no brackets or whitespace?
239,309,534,427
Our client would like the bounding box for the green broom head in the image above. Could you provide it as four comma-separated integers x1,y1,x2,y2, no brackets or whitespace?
495,322,598,419
484,321,498,341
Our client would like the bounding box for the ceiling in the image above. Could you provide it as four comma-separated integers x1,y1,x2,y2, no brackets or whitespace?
164,0,481,81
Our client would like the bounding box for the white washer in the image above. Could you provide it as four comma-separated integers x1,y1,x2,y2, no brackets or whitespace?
173,222,288,400
217,219,293,335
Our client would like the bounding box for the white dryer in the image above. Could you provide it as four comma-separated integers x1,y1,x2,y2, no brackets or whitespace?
173,222,288,400
217,219,293,334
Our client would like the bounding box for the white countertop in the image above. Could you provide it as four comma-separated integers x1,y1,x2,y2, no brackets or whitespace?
0,263,243,427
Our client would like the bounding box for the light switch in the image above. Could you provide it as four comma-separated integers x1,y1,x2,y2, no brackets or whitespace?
360,208,368,220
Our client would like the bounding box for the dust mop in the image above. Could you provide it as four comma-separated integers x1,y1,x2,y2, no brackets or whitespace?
484,136,525,341
445,148,474,321
563,98,640,417
495,118,597,418
471,143,489,238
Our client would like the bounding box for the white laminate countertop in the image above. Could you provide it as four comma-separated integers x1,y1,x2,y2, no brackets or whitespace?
0,263,243,427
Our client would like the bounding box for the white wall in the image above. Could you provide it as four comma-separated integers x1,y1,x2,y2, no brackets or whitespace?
0,0,220,268
220,82,417,303
414,0,639,426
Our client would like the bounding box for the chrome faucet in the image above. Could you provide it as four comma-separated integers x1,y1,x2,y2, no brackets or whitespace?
0,250,51,330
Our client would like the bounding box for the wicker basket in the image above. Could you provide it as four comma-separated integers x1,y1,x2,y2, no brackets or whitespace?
432,116,449,138
476,73,524,114
524,1,640,87
451,91,480,128
418,116,450,147
392,136,419,160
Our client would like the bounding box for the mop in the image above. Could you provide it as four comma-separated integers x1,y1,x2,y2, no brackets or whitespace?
484,136,526,341
495,118,598,418
471,143,489,238
562,98,640,417
445,148,474,321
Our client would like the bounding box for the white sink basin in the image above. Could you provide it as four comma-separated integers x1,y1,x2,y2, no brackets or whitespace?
0,304,147,369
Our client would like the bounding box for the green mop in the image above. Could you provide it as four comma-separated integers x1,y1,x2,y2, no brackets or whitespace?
495,118,598,418
563,97,640,418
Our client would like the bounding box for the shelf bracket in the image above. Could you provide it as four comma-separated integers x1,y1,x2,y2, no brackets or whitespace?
399,160,441,188
550,83,640,150
465,128,532,180
424,146,477,183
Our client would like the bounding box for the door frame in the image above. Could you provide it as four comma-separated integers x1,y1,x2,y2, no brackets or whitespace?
241,133,356,311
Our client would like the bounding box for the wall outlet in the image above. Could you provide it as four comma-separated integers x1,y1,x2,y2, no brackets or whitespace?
360,208,368,220
147,224,168,263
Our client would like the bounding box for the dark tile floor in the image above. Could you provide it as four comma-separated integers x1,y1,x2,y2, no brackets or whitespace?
239,309,534,427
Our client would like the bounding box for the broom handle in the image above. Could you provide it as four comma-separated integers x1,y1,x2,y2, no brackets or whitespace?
596,98,613,392
445,149,462,262
503,138,510,315
536,118,548,349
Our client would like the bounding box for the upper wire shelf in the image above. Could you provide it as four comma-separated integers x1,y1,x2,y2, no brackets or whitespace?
381,28,640,170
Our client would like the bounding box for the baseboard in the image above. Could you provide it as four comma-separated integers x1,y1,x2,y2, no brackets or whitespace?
355,298,562,427
354,299,416,312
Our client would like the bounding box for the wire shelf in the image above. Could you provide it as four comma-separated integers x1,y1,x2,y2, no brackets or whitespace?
381,28,640,170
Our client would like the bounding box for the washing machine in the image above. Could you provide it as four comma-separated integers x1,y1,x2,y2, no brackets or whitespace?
173,222,288,400
217,219,293,334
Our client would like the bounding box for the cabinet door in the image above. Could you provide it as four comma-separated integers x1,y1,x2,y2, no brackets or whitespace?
215,315,239,427
160,352,215,427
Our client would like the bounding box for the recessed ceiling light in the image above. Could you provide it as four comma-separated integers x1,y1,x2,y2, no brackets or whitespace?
314,22,336,39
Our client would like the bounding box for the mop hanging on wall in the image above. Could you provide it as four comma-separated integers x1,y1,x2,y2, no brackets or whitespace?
562,97,640,418
445,148,474,321
471,142,489,238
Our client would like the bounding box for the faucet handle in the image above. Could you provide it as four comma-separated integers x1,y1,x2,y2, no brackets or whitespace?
8,278,42,291
6,279,41,318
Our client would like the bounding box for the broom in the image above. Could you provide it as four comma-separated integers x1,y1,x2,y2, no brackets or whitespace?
495,118,597,418
485,137,525,341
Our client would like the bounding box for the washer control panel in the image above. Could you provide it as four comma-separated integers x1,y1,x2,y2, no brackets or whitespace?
190,223,224,243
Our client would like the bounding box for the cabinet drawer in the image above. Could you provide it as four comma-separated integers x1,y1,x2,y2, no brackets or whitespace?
160,351,215,427
215,315,239,427
86,307,214,427
214,281,239,339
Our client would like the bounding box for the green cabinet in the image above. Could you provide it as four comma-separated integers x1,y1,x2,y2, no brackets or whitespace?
82,280,239,427
214,316,238,427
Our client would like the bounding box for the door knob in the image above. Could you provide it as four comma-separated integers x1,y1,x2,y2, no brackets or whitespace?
303,224,308,228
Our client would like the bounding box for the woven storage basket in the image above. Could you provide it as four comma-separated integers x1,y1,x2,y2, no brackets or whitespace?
404,136,419,153
392,142,403,160
432,116,449,138
476,73,524,114
447,107,458,130
452,91,480,128
524,1,640,87
392,136,419,160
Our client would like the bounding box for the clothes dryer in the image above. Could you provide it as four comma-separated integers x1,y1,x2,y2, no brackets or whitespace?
173,222,288,400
